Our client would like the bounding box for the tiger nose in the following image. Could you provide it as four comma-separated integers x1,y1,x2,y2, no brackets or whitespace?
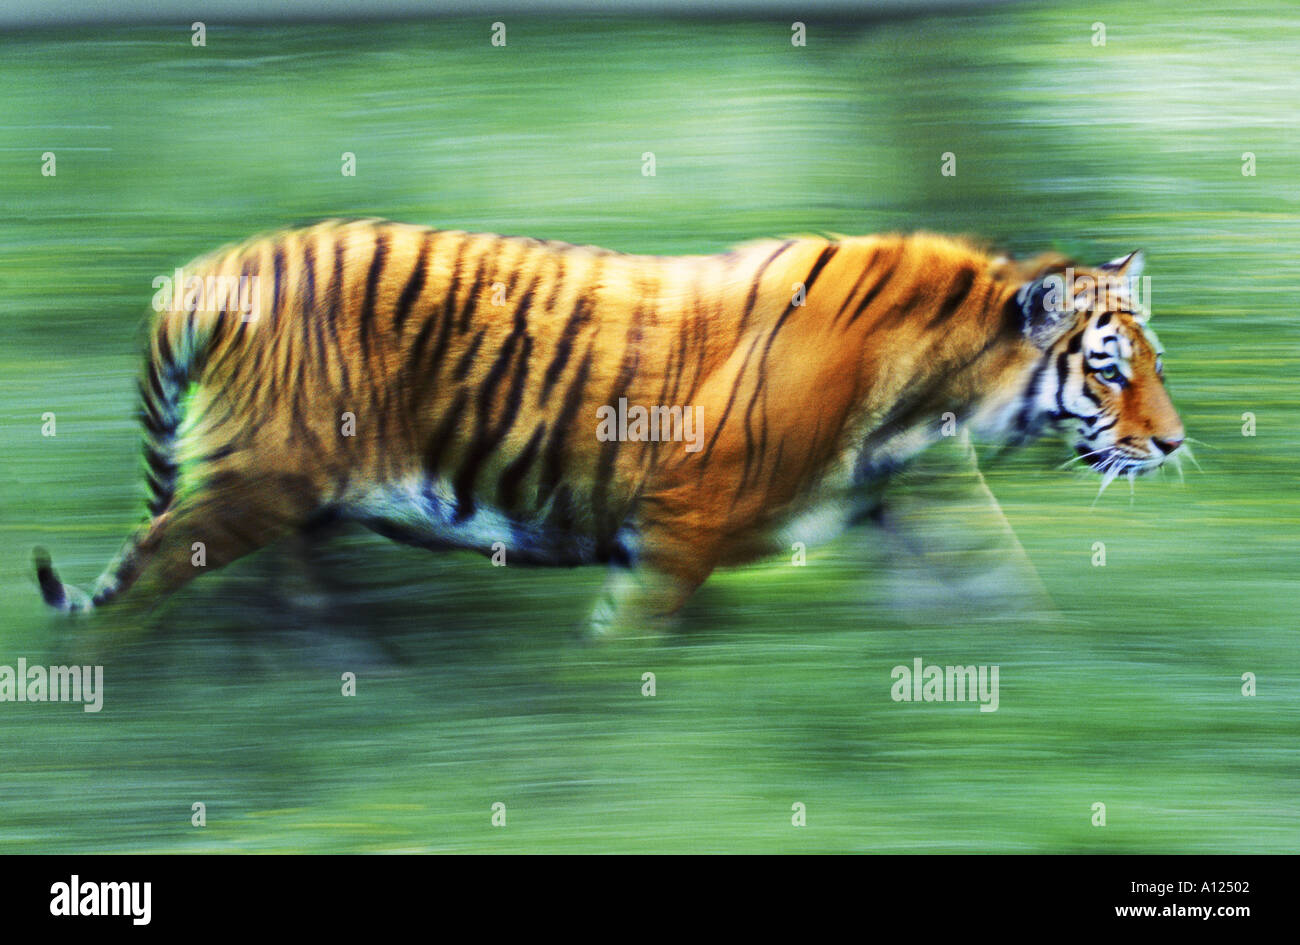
1152,436,1183,455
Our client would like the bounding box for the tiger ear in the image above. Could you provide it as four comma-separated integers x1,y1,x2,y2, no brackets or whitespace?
1098,250,1144,279
1013,272,1075,350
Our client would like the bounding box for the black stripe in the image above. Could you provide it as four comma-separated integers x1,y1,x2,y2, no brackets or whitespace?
1054,351,1079,420
540,296,593,403
543,253,566,311
647,335,684,473
289,363,326,455
195,443,238,466
538,249,601,405
453,334,533,522
406,312,440,380
143,473,174,511
272,244,287,329
766,437,788,493
424,388,468,473
244,327,267,392
666,265,700,408
393,233,431,335
155,318,176,379
887,280,931,327
682,263,717,406
452,261,489,340
925,266,976,328
145,444,179,479
1014,349,1052,437
796,416,826,488
270,241,296,397
829,246,881,327
231,258,256,348
440,235,473,329
736,240,797,333
539,344,594,501
145,359,167,408
359,230,390,361
846,251,901,326
699,332,763,465
453,330,485,381
138,391,165,436
760,245,836,357
406,235,470,392
458,237,505,334
733,245,838,484
327,237,351,391
508,271,538,335
497,423,546,512
450,273,540,519
301,237,318,347
590,293,645,536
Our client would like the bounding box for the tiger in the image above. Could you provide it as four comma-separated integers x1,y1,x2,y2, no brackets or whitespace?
33,218,1184,638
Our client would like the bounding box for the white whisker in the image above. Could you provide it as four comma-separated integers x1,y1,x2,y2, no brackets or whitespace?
1091,462,1122,507
1058,447,1107,471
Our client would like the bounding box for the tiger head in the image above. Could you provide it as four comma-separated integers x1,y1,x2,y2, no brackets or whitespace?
1006,251,1184,480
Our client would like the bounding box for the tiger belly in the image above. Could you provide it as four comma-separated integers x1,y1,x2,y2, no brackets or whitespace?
347,476,608,566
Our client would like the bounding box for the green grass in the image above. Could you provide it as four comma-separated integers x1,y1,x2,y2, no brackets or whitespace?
1,4,1297,852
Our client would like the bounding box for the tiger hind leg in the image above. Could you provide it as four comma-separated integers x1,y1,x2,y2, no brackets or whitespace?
35,474,319,627
272,513,349,615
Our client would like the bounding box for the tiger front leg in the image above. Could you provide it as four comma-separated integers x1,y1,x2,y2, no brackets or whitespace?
581,555,711,642
851,428,1056,623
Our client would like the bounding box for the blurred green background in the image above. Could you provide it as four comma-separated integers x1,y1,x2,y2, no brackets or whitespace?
1,2,1297,853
